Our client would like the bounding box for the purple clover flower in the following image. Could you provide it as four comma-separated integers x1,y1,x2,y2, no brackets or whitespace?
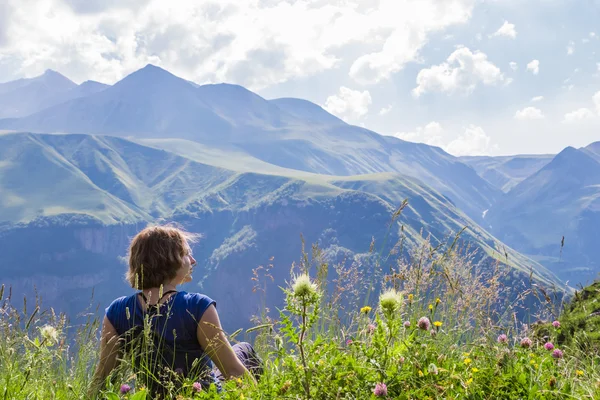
552,349,564,359
417,317,431,331
373,382,388,397
552,320,561,328
120,384,131,394
497,334,508,344
544,342,555,351
520,337,532,348
403,321,411,328
192,382,202,392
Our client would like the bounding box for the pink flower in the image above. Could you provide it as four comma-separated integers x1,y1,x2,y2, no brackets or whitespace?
430,328,437,337
552,320,561,328
368,323,376,334
417,317,431,331
552,349,564,359
346,339,353,346
120,384,131,394
192,382,202,392
373,382,388,397
403,321,411,328
398,356,405,364
520,337,532,348
497,334,508,344
544,342,555,351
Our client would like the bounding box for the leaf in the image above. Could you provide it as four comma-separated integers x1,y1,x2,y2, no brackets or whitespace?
130,390,148,400
104,393,120,400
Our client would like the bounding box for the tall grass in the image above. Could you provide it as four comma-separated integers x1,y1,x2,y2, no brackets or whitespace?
0,217,598,399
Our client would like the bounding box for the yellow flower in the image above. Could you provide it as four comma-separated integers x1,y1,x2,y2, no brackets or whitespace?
529,353,535,358
428,304,433,311
576,370,584,376
463,352,471,357
418,370,424,377
435,297,441,304
433,321,443,327
534,363,539,369
360,306,372,314
472,368,479,373
530,360,536,365
464,358,472,365
240,395,245,400
408,294,414,302
466,378,473,385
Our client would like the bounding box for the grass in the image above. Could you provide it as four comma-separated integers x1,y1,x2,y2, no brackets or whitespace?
0,226,598,400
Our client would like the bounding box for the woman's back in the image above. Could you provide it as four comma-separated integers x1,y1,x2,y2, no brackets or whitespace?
106,291,219,390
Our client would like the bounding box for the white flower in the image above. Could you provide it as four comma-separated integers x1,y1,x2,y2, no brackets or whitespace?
379,289,403,315
292,274,318,298
40,325,58,344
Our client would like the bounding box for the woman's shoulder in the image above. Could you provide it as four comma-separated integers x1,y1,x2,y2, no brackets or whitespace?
176,291,216,320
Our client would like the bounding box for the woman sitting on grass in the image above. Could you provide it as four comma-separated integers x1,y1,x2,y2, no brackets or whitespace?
88,225,262,398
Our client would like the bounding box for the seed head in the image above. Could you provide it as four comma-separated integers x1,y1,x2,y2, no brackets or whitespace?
379,289,403,315
291,274,318,298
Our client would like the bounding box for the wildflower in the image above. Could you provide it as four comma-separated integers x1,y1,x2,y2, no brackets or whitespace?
576,370,584,376
292,274,318,298
466,378,473,386
433,321,443,328
544,342,555,351
435,297,441,305
192,382,202,392
346,339,353,346
417,317,431,331
497,334,508,344
240,394,245,400
398,356,405,364
279,380,292,394
552,320,561,328
120,384,131,394
40,325,58,344
530,360,536,365
373,382,387,397
379,289,403,316
549,377,557,388
472,368,479,373
361,306,372,314
520,337,532,348
418,370,424,377
367,323,376,334
428,304,433,311
552,349,564,359
430,328,437,337
464,358,472,365
428,363,439,375
403,321,411,328
408,294,414,303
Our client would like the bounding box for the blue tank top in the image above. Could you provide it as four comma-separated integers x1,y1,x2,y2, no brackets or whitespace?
105,291,220,391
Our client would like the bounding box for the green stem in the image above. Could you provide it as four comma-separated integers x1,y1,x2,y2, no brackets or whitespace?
298,301,311,400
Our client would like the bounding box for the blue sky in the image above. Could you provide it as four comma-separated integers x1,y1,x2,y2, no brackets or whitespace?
0,0,599,156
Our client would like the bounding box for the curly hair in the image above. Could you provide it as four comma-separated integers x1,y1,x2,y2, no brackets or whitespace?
126,225,199,290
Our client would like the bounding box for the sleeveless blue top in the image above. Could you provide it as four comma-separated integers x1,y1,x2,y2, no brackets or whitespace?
105,291,220,390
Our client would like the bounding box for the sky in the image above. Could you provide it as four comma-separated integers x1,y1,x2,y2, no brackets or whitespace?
0,0,599,156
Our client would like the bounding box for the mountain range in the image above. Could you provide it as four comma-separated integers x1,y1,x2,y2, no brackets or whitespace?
1,65,594,329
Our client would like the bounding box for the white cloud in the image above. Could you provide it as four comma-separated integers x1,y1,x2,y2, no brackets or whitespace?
379,105,393,116
567,41,575,55
413,47,505,97
493,21,517,39
515,107,545,120
526,60,540,75
563,108,595,122
509,62,518,71
593,91,600,115
531,96,544,102
393,121,444,147
445,125,495,156
591,32,597,38
0,0,477,89
324,86,372,120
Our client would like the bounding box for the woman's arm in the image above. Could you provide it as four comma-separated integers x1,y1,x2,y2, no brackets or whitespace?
88,316,122,397
196,304,255,383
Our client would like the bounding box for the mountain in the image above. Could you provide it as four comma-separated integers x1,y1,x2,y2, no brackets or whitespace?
0,131,561,330
0,70,77,118
485,143,600,285
0,65,500,222
460,154,554,192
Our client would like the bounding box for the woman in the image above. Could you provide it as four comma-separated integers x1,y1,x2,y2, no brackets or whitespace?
88,225,262,398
